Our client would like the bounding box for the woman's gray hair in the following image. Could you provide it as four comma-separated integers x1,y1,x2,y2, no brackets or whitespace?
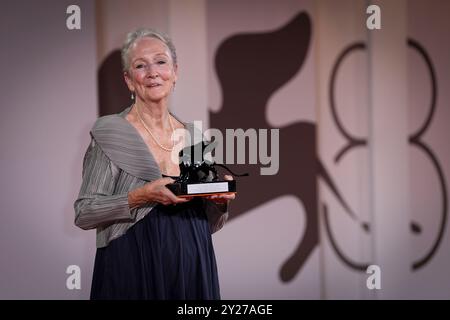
121,28,177,72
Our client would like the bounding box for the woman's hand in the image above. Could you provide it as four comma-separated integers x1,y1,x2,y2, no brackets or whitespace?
129,177,191,208
205,175,236,205
143,177,192,205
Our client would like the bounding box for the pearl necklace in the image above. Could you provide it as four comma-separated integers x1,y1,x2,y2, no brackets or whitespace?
135,104,175,152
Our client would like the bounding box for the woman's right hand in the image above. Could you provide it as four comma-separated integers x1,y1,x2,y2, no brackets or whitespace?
140,177,191,206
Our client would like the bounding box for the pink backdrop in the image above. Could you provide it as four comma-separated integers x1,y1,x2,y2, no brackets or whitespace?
0,0,449,299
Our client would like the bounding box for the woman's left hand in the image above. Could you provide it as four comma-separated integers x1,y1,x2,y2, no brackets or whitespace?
205,175,236,204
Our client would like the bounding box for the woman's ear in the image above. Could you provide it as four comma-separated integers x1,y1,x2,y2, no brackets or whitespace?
124,71,134,92
173,64,178,83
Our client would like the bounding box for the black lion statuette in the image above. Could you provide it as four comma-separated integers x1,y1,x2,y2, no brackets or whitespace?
164,141,248,196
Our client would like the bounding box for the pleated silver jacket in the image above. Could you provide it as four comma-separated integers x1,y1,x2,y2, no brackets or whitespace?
74,106,228,248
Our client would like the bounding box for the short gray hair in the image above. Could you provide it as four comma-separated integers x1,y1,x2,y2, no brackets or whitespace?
121,28,177,72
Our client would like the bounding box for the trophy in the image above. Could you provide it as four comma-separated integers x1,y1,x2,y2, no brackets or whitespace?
164,141,248,197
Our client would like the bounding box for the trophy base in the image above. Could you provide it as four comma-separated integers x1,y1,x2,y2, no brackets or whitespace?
167,180,236,198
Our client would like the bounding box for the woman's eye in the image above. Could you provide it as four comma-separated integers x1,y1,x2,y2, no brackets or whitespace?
157,60,166,65
136,64,144,69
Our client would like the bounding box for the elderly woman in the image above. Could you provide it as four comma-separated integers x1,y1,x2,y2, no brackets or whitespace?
74,28,234,300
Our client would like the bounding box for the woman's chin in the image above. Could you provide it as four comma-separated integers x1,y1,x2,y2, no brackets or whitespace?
145,94,170,103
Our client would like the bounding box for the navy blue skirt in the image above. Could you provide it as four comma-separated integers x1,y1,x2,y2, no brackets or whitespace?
90,198,221,300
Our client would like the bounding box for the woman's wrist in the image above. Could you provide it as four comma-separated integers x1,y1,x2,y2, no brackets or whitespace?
128,186,148,210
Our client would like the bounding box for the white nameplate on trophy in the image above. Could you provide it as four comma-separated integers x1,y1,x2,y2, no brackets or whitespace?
187,182,230,194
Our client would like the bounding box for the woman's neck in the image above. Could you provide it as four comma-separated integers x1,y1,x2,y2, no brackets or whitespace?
135,99,171,129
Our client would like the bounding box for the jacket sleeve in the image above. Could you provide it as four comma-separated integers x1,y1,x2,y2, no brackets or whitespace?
74,138,135,230
203,199,229,234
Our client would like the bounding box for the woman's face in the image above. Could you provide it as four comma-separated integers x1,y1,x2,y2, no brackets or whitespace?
124,37,177,103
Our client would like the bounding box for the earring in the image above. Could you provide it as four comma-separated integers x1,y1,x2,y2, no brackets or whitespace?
173,82,176,91
131,92,135,101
